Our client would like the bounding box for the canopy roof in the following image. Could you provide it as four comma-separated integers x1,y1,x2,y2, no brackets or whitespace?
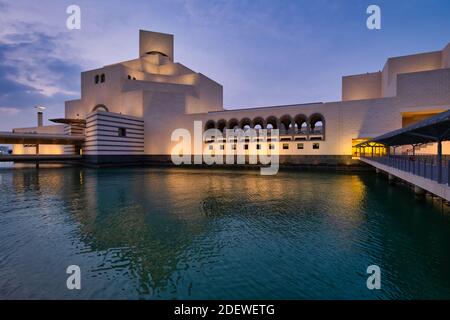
0,132,85,145
357,109,450,147
49,118,86,125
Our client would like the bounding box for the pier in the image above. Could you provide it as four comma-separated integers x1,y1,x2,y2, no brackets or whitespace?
356,110,450,201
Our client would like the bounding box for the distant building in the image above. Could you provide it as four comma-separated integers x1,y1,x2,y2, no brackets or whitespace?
9,30,450,165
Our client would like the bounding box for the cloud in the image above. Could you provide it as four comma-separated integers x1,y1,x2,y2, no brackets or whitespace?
0,1,84,126
0,107,20,115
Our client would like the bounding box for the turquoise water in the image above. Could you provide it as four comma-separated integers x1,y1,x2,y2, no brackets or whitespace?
1,166,450,299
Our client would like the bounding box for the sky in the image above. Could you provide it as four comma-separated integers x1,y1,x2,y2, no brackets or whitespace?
0,0,449,131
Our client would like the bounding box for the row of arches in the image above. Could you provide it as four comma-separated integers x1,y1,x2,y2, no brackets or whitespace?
204,114,325,136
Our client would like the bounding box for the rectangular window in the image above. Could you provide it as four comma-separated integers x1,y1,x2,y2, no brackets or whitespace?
269,144,275,150
244,144,249,150
219,144,224,150
256,144,261,150
118,127,127,137
208,145,214,150
297,143,304,150
283,143,289,150
232,144,237,150
313,143,320,149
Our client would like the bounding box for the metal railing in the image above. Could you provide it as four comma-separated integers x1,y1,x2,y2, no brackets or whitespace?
361,154,450,185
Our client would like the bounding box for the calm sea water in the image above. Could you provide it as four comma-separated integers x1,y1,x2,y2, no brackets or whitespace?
1,165,450,300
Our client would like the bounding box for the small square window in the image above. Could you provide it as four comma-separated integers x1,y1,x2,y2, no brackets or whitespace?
219,145,224,150
256,144,261,150
269,144,275,150
313,143,320,149
297,143,304,150
118,127,126,137
244,144,249,150
209,145,214,150
232,144,237,150
283,143,289,150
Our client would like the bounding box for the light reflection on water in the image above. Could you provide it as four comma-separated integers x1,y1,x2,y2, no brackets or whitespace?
0,166,450,299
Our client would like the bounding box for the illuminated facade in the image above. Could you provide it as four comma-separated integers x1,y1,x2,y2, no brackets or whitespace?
12,30,450,165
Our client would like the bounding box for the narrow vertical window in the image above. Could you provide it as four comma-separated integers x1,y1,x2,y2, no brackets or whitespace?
118,128,127,137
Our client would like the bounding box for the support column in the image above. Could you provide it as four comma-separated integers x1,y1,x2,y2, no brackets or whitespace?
388,173,396,185
414,185,426,197
36,144,40,169
437,140,442,183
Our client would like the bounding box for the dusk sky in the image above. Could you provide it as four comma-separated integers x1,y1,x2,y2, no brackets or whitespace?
0,0,449,131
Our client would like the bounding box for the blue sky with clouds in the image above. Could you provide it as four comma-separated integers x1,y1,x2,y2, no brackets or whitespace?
0,0,449,131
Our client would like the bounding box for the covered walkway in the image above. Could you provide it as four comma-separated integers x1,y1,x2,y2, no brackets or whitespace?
356,109,450,200
0,154,82,162
0,131,85,145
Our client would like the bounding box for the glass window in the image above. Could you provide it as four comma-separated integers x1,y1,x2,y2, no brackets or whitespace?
95,75,99,84
208,145,214,150
244,144,249,150
256,144,261,150
118,128,126,137
269,144,275,150
283,143,289,150
313,143,320,149
297,143,304,150
100,73,105,83
219,145,224,150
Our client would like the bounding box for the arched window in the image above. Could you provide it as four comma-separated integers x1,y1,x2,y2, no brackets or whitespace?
227,118,239,132
294,114,308,134
100,73,105,83
95,75,99,84
309,113,325,138
265,116,278,130
92,104,109,112
252,117,265,131
204,120,216,132
279,115,293,134
217,119,227,134
239,118,252,130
